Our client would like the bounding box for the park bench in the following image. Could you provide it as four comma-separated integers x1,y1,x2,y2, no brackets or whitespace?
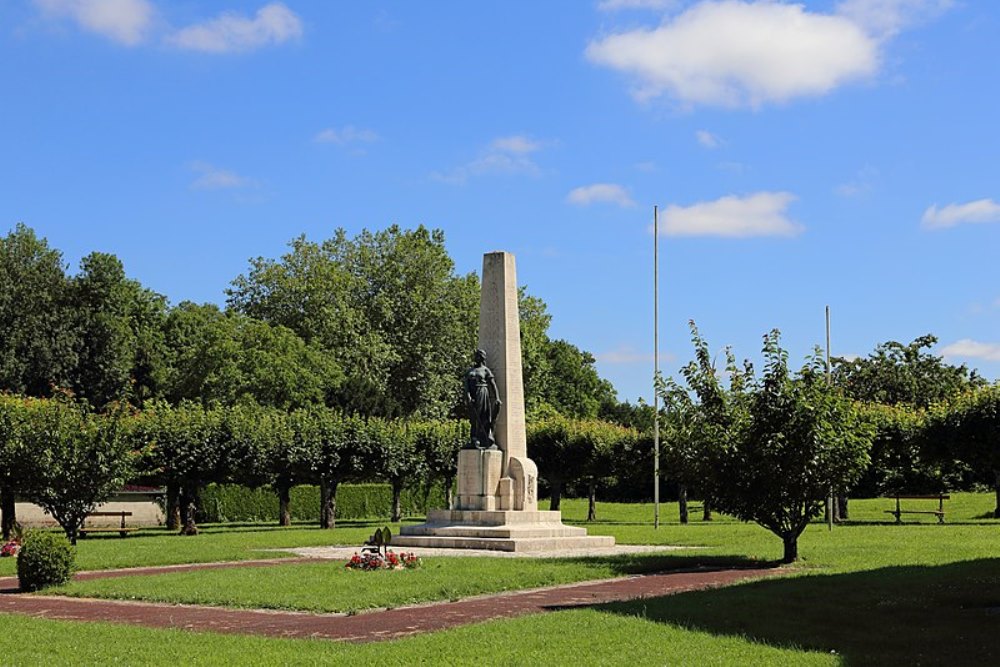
79,511,136,538
361,526,392,557
885,494,950,524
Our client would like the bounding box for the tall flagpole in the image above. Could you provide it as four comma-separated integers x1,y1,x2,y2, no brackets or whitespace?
826,305,833,531
653,205,660,530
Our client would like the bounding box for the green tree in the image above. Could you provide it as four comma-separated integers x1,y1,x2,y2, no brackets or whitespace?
666,326,873,563
19,398,135,544
930,386,1000,516
416,420,464,509
69,252,168,408
539,340,618,418
0,224,75,396
528,416,586,511
228,226,478,418
162,303,341,409
0,395,29,539
372,418,425,522
833,335,985,409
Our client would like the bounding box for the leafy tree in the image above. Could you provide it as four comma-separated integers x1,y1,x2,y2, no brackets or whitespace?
0,395,29,539
162,303,341,409
415,419,464,509
538,340,618,418
372,418,425,522
228,226,478,418
68,252,168,408
833,335,985,409
665,326,873,563
0,224,76,396
142,402,227,535
929,386,1000,516
19,398,135,544
528,416,587,511
573,419,636,521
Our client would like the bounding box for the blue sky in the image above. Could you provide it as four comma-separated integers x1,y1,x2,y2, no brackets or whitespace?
2,0,998,402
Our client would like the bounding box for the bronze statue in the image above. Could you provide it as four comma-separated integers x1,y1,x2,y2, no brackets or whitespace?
465,349,501,449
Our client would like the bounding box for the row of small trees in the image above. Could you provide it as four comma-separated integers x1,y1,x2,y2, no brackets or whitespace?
657,323,1000,563
0,393,644,544
0,397,472,543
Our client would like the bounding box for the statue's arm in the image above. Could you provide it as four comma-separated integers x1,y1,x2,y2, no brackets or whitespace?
488,372,502,406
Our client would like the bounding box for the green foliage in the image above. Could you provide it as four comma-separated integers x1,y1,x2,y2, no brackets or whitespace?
832,334,985,408
161,303,341,410
0,223,76,396
17,529,75,591
69,251,168,408
663,324,874,562
227,226,479,418
928,386,1000,495
18,398,135,544
197,483,446,523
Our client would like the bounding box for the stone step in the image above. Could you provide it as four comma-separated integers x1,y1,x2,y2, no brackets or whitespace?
390,534,616,553
398,524,588,539
423,509,568,526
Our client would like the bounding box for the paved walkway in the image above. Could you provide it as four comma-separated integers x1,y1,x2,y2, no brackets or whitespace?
0,560,779,643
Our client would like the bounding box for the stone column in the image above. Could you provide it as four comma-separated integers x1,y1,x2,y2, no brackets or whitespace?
479,251,537,511
479,251,527,463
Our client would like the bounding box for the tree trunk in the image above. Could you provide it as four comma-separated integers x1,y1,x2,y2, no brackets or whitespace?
179,484,199,536
993,472,1000,519
781,532,798,563
320,478,338,529
165,482,180,531
702,499,713,522
587,479,597,522
391,479,403,523
1,487,16,541
837,495,849,521
678,484,689,525
549,479,562,511
277,482,291,527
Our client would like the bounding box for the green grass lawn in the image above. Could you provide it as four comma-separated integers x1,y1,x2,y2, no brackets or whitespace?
55,552,746,613
1,493,999,664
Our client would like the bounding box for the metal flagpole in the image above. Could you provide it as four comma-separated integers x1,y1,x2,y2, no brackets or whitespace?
826,305,833,531
654,205,660,530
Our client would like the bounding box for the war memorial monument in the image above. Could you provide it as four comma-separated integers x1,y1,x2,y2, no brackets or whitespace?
395,251,613,552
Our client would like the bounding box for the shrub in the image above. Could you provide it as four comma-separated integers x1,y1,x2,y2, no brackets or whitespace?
17,530,75,591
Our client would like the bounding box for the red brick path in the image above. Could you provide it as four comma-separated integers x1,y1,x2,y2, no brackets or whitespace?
0,565,778,643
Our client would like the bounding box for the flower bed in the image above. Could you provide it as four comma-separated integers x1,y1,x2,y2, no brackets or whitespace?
345,550,421,571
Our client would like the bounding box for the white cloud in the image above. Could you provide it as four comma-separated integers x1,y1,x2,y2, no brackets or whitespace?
490,135,541,154
34,0,155,46
836,0,953,39
835,165,879,198
921,199,1000,229
314,125,380,145
567,183,636,208
696,129,723,149
190,161,254,190
597,345,675,365
432,135,544,185
597,0,680,11
659,191,801,237
940,339,1000,363
586,1,880,108
167,2,302,53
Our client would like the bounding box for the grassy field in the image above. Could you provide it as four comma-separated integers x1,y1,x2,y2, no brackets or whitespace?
0,493,998,664
55,552,743,613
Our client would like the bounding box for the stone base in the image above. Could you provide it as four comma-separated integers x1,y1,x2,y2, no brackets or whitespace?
394,509,615,553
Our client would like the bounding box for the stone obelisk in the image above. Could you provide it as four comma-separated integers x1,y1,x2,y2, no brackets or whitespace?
455,252,537,511
395,251,613,552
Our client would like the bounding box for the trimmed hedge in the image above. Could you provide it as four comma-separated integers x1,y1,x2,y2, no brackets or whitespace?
198,482,449,523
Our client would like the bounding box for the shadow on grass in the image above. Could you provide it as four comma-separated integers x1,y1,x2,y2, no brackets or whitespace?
550,552,768,576
591,558,1000,665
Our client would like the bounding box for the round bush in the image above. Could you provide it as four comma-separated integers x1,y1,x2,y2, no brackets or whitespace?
17,530,75,591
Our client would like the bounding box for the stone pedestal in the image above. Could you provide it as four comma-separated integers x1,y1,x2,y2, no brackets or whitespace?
456,449,502,511
397,251,612,553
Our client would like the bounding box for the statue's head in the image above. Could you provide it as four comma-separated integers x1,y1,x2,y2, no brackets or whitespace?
474,349,487,364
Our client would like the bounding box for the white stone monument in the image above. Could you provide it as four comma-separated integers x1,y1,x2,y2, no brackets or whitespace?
395,251,614,552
